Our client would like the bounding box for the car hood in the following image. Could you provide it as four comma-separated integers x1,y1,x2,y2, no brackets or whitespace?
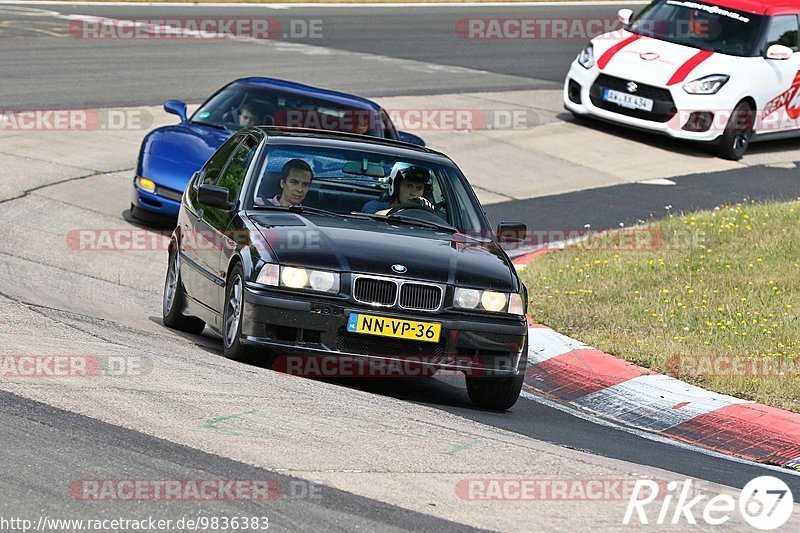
139,122,233,192
594,31,731,87
247,212,517,291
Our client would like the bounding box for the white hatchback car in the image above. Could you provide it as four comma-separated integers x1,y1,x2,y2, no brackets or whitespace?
564,0,800,159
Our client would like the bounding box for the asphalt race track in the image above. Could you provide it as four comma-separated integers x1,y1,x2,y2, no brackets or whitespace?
2,1,800,531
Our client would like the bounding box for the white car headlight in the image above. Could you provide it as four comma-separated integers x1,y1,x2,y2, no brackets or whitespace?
578,43,594,69
683,74,729,95
454,288,522,315
256,264,339,294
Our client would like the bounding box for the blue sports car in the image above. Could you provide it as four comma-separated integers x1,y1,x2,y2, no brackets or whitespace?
131,77,425,221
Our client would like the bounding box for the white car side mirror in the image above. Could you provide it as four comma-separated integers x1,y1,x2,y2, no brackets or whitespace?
618,8,633,26
766,44,793,60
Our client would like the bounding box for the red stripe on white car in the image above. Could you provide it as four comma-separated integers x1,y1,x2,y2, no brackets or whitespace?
597,34,642,70
666,50,714,86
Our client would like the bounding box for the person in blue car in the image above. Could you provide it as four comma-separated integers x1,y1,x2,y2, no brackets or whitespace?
363,164,432,215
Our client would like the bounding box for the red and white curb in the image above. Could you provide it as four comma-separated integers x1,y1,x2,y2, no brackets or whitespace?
515,257,800,470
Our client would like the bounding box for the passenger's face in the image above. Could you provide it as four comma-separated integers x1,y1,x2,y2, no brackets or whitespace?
239,110,256,128
280,169,312,206
397,180,425,204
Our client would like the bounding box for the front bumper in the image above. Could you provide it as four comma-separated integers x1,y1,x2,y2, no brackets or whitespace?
132,181,182,218
563,61,732,143
241,285,527,378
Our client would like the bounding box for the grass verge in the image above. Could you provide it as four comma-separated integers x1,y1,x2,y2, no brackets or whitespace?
519,199,800,413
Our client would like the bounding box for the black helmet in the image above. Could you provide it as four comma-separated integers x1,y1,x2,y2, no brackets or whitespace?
389,164,432,198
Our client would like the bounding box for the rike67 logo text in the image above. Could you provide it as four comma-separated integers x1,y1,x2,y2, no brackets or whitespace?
624,476,794,530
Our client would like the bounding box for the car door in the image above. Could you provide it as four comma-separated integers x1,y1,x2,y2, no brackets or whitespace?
200,134,260,315
757,14,800,133
182,134,243,312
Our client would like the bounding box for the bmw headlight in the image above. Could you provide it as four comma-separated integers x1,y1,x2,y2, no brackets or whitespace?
683,74,729,95
578,43,594,69
454,288,524,316
256,264,339,294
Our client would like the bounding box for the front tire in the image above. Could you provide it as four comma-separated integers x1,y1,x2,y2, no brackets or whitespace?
222,263,255,362
714,101,754,160
465,342,527,411
162,248,206,334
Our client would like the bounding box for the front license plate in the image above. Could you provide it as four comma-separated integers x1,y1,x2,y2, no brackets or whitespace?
347,313,441,343
603,88,654,111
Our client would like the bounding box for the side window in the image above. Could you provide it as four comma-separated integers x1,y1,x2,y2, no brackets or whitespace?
765,15,799,51
381,110,398,139
216,136,258,203
199,134,243,187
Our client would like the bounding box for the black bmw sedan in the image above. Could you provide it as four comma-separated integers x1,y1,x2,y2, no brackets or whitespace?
162,127,529,410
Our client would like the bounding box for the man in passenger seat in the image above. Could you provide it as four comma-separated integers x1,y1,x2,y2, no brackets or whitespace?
266,159,313,207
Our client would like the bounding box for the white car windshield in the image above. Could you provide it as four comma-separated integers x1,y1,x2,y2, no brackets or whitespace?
629,0,765,57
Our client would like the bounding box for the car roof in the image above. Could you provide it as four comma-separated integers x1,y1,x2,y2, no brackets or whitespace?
254,127,454,166
704,0,800,15
231,77,382,112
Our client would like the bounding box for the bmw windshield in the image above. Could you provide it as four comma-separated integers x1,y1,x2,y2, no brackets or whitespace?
628,0,765,57
246,144,489,234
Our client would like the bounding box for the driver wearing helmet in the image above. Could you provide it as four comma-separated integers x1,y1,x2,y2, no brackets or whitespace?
362,164,433,215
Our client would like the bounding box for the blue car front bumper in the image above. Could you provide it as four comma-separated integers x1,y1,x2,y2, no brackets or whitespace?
132,182,182,218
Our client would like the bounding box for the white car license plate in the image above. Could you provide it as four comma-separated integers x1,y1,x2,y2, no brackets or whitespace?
603,89,654,112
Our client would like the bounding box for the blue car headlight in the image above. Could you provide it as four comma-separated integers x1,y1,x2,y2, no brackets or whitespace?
135,176,156,193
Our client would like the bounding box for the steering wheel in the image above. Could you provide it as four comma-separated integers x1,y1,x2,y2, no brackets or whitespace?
387,198,436,215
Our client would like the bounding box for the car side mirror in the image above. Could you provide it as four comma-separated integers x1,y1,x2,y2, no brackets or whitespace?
766,44,793,60
197,184,232,210
164,100,188,122
398,131,426,146
496,221,527,244
618,8,633,26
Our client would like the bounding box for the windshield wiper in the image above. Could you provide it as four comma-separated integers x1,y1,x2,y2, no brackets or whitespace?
250,204,339,217
287,205,341,217
355,212,456,233
189,120,233,132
